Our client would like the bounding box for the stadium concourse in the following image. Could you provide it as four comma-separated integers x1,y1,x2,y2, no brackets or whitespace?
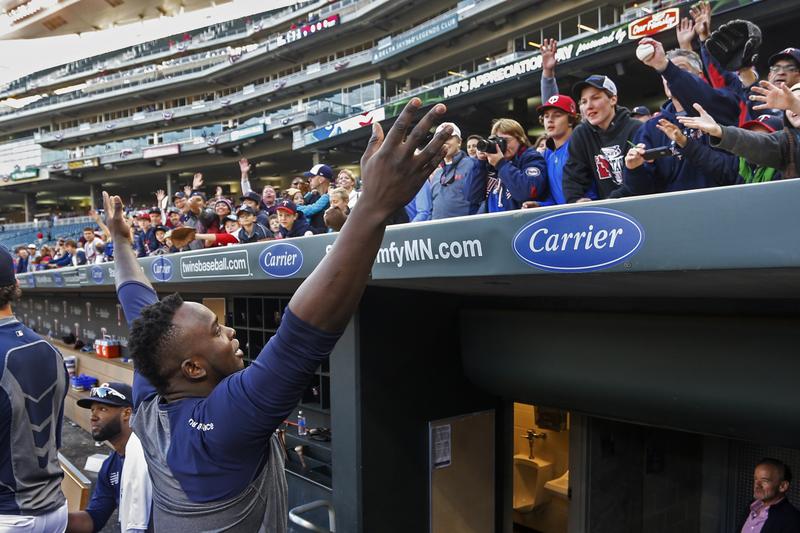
4,0,800,532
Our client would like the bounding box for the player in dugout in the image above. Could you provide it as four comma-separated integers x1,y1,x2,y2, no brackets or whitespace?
103,98,452,532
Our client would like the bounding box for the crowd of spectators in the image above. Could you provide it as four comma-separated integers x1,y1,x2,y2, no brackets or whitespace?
12,4,800,273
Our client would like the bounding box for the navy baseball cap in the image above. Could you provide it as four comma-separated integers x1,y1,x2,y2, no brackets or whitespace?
77,382,132,408
173,191,186,199
741,113,784,133
149,207,162,215
303,164,333,180
631,105,651,117
0,246,14,286
237,205,256,216
572,75,618,100
769,47,800,67
240,191,261,203
224,214,238,223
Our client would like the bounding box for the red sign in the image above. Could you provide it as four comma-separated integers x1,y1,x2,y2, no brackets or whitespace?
627,8,680,40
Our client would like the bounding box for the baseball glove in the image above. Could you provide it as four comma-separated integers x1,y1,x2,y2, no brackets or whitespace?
706,19,762,72
169,227,196,248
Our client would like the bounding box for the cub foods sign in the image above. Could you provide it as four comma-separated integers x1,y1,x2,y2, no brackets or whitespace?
512,208,644,272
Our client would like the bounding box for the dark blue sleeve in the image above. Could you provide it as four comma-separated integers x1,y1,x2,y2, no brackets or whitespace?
679,137,740,185
662,60,742,126
84,456,118,533
622,121,659,196
194,307,342,455
495,148,548,201
463,158,488,207
117,281,159,407
51,254,71,267
562,127,596,203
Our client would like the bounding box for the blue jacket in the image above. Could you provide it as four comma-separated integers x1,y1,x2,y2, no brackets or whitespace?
50,250,86,267
662,59,742,127
405,179,432,222
297,192,329,233
699,43,752,125
622,102,736,195
540,140,571,205
430,151,474,219
464,146,548,212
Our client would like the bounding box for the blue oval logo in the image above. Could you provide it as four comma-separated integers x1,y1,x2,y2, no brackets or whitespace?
89,266,105,284
259,243,303,278
151,256,173,282
512,208,644,272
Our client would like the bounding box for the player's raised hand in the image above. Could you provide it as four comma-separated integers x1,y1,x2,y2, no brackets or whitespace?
359,98,449,219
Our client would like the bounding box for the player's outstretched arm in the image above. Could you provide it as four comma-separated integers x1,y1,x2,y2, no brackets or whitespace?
288,98,450,332
102,191,152,290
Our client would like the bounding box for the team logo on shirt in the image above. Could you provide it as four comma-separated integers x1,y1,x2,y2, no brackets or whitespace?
595,145,624,184
525,167,541,177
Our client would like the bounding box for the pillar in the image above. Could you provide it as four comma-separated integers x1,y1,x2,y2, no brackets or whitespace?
88,183,97,211
166,173,173,202
23,193,35,222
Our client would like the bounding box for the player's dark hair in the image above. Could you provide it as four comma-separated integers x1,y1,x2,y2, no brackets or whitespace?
128,293,184,394
0,283,21,309
758,457,792,483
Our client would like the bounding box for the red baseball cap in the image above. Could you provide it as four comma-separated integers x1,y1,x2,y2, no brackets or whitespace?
537,94,577,115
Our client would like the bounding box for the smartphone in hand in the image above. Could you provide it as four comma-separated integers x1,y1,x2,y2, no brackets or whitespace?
642,146,673,160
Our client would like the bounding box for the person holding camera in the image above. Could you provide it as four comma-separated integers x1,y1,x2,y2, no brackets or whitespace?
464,118,548,212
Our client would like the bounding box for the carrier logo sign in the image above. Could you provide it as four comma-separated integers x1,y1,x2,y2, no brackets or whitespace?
89,266,105,284
512,208,644,272
628,8,679,39
259,243,303,278
151,256,173,282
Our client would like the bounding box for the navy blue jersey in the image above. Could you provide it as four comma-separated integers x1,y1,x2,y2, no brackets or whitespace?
118,281,341,530
85,451,123,532
0,317,68,515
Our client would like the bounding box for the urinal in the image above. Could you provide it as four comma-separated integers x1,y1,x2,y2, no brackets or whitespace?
544,469,569,500
512,454,553,512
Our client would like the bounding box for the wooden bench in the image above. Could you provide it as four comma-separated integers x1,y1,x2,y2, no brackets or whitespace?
59,452,91,512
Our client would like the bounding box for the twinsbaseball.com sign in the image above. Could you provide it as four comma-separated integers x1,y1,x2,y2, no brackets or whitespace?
179,249,251,279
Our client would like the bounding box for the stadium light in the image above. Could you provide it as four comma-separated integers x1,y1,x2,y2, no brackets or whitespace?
446,71,465,78
577,23,598,33
527,41,541,48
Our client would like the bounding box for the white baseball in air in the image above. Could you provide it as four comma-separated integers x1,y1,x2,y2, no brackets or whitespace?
636,43,655,62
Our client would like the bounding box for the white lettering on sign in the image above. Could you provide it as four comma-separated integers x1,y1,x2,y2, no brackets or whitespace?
262,250,298,267
529,225,624,253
